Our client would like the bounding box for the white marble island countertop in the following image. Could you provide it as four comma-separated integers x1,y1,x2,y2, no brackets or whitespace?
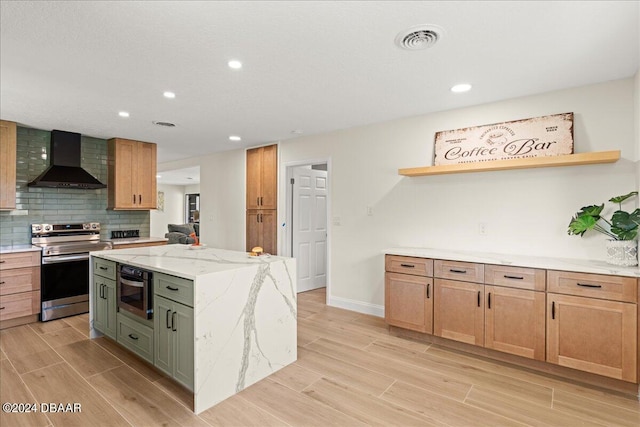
384,247,640,278
90,244,288,280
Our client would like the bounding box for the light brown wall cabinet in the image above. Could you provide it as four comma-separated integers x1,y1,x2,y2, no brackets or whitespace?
0,120,17,210
108,138,157,210
385,254,637,384
246,210,277,255
384,256,433,333
546,270,637,382
246,144,277,210
246,144,277,254
0,251,41,329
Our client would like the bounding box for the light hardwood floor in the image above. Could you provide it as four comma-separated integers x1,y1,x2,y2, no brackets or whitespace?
1,288,639,426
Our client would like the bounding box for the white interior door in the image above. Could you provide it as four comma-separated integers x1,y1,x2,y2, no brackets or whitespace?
293,166,327,292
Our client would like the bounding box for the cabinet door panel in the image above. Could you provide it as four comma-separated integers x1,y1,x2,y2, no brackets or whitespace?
547,293,637,382
0,120,17,209
246,148,262,209
261,210,277,255
154,295,173,376
385,273,432,333
485,286,545,360
0,267,40,295
246,211,260,252
135,142,157,209
434,279,483,345
173,302,194,390
260,144,278,209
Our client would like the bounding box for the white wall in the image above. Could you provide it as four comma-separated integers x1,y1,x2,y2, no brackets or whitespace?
160,77,637,316
150,184,185,237
185,184,201,194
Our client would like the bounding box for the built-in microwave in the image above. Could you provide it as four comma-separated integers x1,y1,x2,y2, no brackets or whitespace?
117,264,153,319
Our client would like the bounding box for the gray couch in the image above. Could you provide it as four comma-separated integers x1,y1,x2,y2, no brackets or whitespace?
165,223,200,244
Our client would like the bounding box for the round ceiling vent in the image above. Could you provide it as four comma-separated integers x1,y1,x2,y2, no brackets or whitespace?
395,25,443,50
153,121,176,127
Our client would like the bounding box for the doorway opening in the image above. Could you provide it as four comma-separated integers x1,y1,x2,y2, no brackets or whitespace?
285,160,330,299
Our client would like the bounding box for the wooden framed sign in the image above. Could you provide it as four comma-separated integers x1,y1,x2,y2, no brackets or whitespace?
433,112,574,166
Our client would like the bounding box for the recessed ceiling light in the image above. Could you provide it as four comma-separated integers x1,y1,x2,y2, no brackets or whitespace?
163,91,176,99
118,111,130,118
451,83,472,93
156,174,162,179
229,135,242,141
291,129,304,135
228,60,242,69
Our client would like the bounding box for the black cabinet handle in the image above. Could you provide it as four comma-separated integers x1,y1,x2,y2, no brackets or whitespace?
577,283,602,289
450,269,467,274
504,275,524,280
172,312,177,331
400,264,415,268
99,266,108,270
260,196,263,206
257,197,260,206
166,309,172,329
139,194,142,204
0,307,5,310
128,334,139,341
133,194,136,204
551,301,555,319
0,260,5,263
487,292,491,309
477,291,481,307
426,283,430,299
0,281,4,285
166,286,179,291
99,283,103,299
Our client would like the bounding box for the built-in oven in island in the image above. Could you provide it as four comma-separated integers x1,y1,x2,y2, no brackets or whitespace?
117,264,153,320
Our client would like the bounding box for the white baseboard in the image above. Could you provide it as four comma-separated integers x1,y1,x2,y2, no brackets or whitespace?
327,295,384,318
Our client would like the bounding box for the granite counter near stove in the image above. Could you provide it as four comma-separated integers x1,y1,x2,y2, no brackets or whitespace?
89,244,297,414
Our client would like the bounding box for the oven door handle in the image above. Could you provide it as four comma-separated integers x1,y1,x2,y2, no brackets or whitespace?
42,254,90,264
120,278,144,288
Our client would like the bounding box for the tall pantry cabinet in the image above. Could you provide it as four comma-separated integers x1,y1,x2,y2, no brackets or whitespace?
246,144,277,255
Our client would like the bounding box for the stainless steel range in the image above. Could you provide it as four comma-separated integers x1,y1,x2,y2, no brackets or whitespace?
31,222,112,321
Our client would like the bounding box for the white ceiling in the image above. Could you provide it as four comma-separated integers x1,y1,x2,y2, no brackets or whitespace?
1,1,638,164
157,166,200,186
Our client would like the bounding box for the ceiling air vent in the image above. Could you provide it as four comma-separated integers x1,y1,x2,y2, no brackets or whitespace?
395,25,443,50
153,121,176,127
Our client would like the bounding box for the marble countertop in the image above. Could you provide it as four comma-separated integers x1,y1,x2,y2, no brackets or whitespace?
104,236,168,245
0,245,42,254
91,244,291,280
384,247,640,278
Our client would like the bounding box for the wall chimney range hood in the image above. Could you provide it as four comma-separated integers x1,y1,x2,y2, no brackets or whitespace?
28,130,106,189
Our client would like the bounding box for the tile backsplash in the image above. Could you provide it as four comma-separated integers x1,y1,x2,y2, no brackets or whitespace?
0,127,149,246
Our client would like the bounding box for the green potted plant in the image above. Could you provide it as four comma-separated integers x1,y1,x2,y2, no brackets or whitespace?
567,191,639,266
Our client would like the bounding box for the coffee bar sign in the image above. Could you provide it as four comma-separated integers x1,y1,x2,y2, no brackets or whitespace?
433,112,574,166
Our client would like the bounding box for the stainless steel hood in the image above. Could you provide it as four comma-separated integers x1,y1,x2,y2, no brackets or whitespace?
28,130,106,189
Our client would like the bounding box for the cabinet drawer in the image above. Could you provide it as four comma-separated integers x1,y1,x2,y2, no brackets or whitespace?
547,270,636,303
117,313,154,363
154,273,194,307
0,251,40,270
0,266,40,296
485,264,545,291
385,255,433,276
434,260,484,283
0,291,40,321
93,258,116,280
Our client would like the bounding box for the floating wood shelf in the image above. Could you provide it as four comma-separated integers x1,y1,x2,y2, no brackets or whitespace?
398,150,621,177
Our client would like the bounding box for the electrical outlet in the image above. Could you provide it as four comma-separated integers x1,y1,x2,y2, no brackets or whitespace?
366,206,373,216
478,222,487,235
332,216,341,226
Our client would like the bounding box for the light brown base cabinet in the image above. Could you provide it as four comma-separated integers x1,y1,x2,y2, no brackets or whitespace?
384,253,639,387
0,251,41,329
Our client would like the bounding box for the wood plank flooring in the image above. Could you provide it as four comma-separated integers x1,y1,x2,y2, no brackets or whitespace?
1,288,639,426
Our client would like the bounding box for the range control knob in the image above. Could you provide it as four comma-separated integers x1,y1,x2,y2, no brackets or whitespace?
43,225,52,232
91,223,98,230
83,223,90,230
33,225,42,232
